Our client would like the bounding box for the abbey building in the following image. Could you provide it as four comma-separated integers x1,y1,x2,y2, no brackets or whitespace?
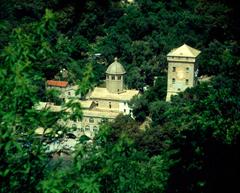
37,58,139,138
74,57,139,137
37,44,201,139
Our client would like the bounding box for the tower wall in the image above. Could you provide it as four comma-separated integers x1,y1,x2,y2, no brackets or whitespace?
166,44,201,101
106,74,124,93
166,57,196,101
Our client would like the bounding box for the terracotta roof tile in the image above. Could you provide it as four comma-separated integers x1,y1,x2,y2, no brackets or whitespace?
47,80,68,87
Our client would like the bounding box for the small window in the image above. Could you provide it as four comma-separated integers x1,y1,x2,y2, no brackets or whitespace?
186,79,189,85
89,118,94,123
112,75,115,80
124,102,127,105
85,126,90,131
68,91,71,96
178,88,181,91
101,118,107,123
124,109,126,113
109,102,111,109
172,78,175,84
117,75,121,80
93,126,98,132
172,67,176,72
186,67,189,72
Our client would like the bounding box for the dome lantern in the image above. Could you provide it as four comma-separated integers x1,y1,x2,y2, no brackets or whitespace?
106,57,126,93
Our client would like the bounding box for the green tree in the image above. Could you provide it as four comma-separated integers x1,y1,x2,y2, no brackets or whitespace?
40,125,173,193
0,9,84,193
145,78,240,193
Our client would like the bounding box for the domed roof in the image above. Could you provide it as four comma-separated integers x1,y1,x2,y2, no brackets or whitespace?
106,58,126,75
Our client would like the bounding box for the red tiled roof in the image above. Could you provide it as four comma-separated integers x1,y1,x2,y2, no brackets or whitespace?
47,80,68,87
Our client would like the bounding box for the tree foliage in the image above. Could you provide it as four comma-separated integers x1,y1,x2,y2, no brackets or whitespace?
1,1,240,193
40,125,173,193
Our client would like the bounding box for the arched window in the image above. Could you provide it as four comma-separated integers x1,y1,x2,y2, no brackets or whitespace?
72,123,77,129
89,118,94,123
93,126,98,132
85,125,90,131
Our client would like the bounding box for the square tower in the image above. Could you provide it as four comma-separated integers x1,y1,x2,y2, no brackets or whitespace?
166,44,201,101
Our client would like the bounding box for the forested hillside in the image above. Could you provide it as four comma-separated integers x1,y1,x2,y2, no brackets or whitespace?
1,0,240,193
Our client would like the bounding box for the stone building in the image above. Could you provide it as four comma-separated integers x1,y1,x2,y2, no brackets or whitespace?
73,58,139,137
39,58,139,138
166,44,201,101
46,80,81,100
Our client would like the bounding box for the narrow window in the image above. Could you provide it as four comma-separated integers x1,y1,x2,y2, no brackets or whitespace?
109,102,111,109
186,67,189,72
186,79,189,85
93,126,98,132
68,91,71,96
85,126,90,131
124,109,126,113
172,67,176,72
112,75,115,80
117,75,121,80
101,118,107,123
89,118,94,123
172,78,175,84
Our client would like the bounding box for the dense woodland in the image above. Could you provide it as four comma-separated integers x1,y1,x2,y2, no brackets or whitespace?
1,0,240,193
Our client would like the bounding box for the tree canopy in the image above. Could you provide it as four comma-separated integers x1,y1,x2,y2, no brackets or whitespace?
1,0,240,193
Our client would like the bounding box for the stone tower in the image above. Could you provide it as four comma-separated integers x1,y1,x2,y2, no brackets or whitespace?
106,58,126,93
166,44,201,101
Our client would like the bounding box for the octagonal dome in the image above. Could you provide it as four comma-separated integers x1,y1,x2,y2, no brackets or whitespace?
106,57,126,75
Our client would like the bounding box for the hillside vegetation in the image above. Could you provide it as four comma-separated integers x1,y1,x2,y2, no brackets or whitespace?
1,0,240,193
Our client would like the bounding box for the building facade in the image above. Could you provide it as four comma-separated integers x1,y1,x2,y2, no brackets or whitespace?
40,58,139,139
46,80,81,100
166,44,201,101
75,58,138,137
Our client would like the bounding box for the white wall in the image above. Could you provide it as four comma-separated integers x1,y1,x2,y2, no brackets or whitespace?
119,101,132,115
